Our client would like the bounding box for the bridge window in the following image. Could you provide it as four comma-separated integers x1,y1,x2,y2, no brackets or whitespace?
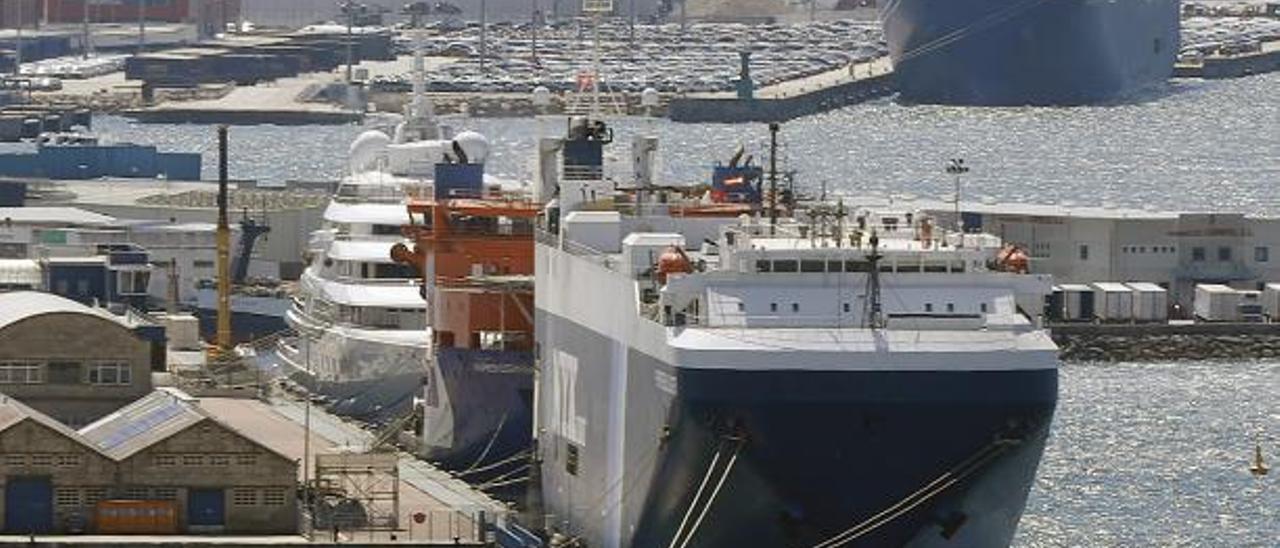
845,260,871,272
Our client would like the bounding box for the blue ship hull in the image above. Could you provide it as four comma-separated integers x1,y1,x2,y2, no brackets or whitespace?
422,347,535,492
881,0,1180,105
630,368,1057,547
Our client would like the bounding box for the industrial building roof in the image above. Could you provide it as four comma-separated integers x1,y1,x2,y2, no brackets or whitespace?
79,389,208,460
0,393,112,458
79,388,294,462
0,259,41,286
0,206,117,226
0,291,125,332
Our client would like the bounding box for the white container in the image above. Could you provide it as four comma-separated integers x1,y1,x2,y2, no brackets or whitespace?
1092,282,1134,322
157,313,201,351
1059,283,1095,321
1194,284,1240,322
1125,282,1168,323
1262,283,1280,320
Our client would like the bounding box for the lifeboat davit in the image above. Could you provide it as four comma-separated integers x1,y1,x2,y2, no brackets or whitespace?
656,246,693,284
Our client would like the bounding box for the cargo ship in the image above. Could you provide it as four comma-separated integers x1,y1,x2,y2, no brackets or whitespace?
526,120,1059,546
880,0,1180,105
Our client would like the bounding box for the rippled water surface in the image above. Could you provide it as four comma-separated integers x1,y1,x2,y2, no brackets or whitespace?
94,73,1278,214
88,73,1280,545
1014,361,1279,547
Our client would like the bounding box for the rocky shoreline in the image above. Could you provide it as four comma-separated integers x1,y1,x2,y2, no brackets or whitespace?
1051,323,1280,362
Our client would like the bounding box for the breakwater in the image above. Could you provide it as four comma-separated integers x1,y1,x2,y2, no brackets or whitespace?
1052,322,1280,362
668,58,895,123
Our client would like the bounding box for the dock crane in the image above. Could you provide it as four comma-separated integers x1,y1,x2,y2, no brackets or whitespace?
214,125,233,356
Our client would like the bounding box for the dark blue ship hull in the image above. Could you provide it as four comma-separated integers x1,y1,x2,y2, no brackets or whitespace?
881,0,1180,105
631,368,1058,547
422,347,535,492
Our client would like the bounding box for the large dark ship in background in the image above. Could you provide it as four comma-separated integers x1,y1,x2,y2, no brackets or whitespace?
880,0,1181,105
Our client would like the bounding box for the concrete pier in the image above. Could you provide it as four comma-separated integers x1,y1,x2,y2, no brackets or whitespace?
1174,39,1280,78
668,57,895,123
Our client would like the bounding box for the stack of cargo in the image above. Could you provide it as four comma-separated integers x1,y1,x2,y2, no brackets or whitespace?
1058,283,1096,321
1125,282,1169,323
1194,284,1242,322
1092,282,1134,323
1262,283,1280,321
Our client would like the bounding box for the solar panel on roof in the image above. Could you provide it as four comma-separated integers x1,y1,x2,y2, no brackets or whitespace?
88,395,197,453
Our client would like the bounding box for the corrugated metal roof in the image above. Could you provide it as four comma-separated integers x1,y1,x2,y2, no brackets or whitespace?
0,259,41,286
0,392,112,458
79,389,296,463
78,390,207,461
0,291,126,332
0,207,117,226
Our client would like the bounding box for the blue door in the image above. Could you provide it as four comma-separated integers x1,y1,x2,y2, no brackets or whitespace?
187,489,225,529
4,477,53,533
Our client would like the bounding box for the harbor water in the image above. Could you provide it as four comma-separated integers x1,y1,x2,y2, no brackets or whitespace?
92,73,1279,215
84,72,1280,545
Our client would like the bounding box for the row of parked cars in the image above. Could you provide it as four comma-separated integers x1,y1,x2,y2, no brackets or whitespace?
371,18,887,94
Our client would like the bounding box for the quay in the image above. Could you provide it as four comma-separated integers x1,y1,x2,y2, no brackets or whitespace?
668,56,895,123
1174,39,1280,78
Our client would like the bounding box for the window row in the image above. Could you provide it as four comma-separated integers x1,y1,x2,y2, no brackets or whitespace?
55,486,182,508
232,487,289,507
0,361,132,386
1121,245,1176,254
4,453,84,467
755,259,967,274
152,453,257,467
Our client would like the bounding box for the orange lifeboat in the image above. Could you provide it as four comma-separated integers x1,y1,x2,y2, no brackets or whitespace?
997,244,1030,274
656,246,693,284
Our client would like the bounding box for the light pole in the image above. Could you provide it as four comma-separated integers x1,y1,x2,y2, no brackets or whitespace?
946,158,969,235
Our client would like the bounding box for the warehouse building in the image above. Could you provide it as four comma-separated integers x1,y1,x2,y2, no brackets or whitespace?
80,389,298,534
0,388,298,534
0,394,115,534
0,291,156,426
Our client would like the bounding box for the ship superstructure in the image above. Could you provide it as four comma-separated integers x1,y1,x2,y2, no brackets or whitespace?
392,181,538,484
278,35,494,423
530,121,1059,546
881,0,1180,105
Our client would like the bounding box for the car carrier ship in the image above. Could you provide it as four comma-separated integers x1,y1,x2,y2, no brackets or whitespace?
526,119,1060,547
881,0,1181,105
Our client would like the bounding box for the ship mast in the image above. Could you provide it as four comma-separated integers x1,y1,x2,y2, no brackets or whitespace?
583,0,612,117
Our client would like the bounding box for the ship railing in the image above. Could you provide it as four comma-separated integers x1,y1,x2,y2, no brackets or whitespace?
534,227,621,271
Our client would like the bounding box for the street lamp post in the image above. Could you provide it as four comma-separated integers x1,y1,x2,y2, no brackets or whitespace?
946,158,969,236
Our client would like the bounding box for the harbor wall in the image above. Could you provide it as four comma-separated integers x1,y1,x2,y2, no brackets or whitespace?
1051,322,1280,362
1174,40,1280,78
668,71,896,123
